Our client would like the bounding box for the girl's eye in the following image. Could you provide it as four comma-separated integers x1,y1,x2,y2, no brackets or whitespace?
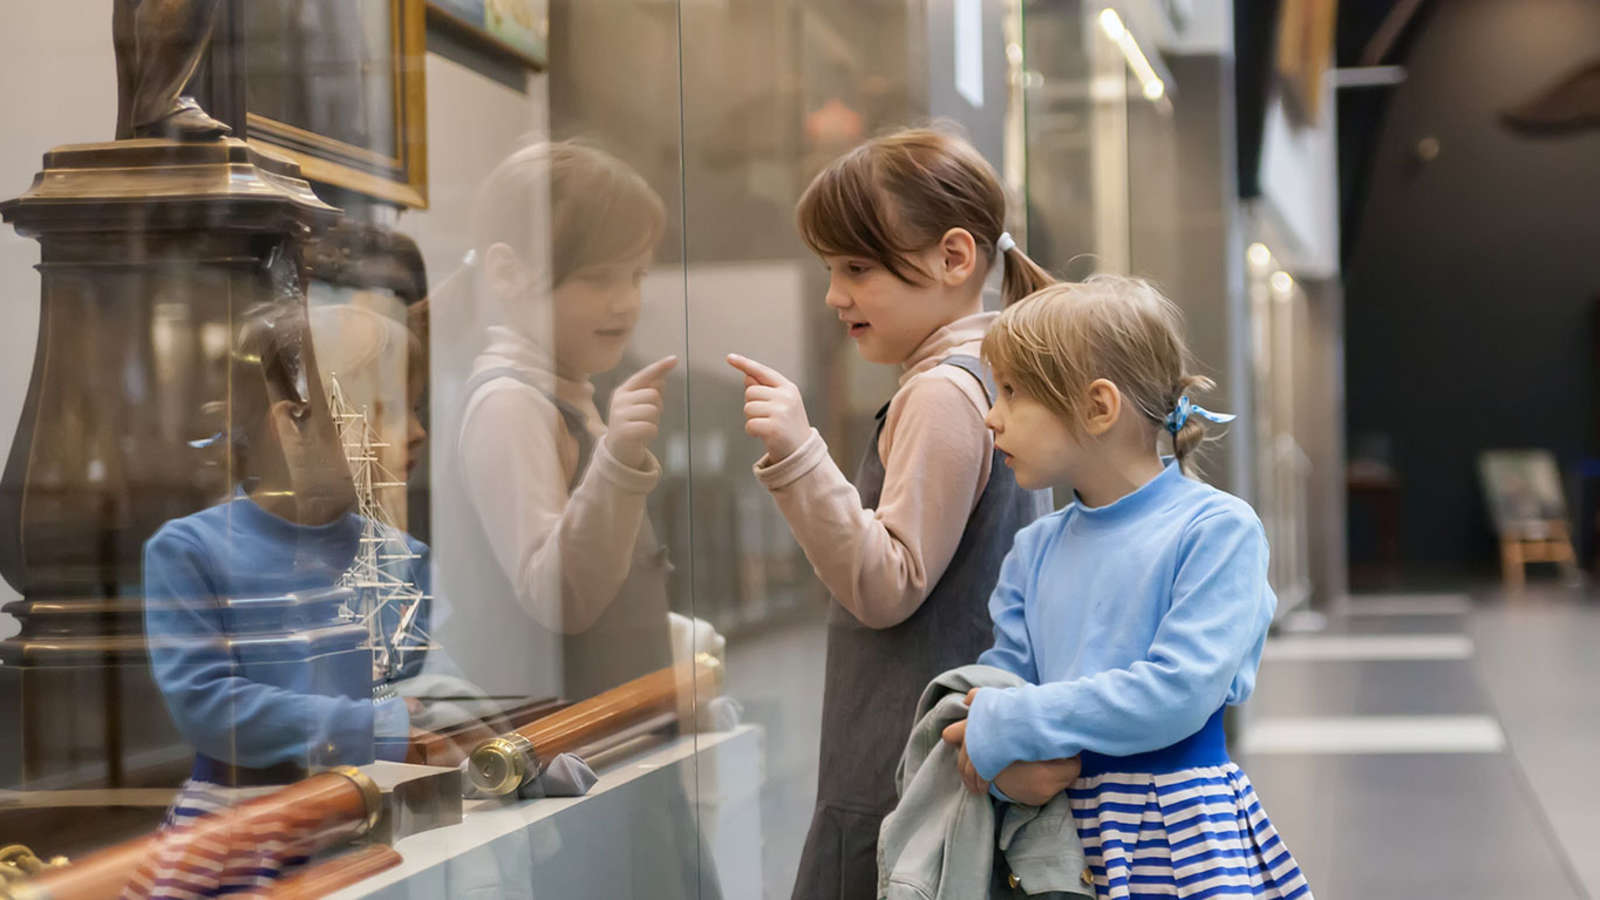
847,262,871,275
1000,383,1014,397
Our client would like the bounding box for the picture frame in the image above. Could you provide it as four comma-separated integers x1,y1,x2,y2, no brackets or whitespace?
426,0,548,71
1274,0,1336,126
238,0,430,209
1478,449,1568,539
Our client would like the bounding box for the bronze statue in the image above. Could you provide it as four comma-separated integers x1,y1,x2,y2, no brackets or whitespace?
113,0,231,140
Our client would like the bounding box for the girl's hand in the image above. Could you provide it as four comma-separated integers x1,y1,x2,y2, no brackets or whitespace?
992,756,1082,806
942,688,990,795
605,356,678,469
941,718,990,795
726,354,811,462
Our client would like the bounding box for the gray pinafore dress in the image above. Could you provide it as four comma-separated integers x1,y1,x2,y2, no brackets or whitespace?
792,356,1052,900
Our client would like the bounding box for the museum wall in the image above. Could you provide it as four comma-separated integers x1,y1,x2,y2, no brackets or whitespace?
1344,0,1600,567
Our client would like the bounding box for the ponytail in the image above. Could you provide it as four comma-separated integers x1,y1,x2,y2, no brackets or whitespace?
998,240,1056,306
1170,373,1217,475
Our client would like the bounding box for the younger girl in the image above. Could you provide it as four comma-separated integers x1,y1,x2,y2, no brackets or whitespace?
948,275,1312,899
727,127,1053,900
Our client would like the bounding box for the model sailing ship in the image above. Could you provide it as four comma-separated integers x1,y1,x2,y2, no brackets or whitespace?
326,375,432,682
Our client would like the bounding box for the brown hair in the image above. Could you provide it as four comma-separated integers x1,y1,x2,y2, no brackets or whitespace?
473,140,667,288
795,126,1053,306
982,274,1222,473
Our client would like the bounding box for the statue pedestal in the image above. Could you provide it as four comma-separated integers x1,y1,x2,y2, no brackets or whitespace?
0,138,338,794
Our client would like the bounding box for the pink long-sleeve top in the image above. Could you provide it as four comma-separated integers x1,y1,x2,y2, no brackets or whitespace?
755,312,997,629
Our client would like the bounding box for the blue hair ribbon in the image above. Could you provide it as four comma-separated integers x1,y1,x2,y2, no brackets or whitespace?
1165,395,1236,435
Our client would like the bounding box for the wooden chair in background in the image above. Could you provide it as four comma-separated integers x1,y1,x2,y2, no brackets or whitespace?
1497,519,1579,593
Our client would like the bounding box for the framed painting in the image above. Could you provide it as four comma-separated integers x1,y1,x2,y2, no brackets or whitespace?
426,0,548,71
1274,0,1336,126
238,0,429,208
1478,449,1568,538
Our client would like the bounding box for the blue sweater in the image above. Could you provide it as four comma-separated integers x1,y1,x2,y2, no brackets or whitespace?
965,460,1276,782
143,494,426,770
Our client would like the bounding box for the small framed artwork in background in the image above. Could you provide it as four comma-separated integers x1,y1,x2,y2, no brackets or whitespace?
237,0,430,208
1478,449,1582,592
426,0,548,71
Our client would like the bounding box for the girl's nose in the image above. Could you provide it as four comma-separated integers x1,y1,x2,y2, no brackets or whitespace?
824,276,850,310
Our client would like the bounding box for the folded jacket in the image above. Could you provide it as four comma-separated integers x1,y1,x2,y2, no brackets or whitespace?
879,664,1091,900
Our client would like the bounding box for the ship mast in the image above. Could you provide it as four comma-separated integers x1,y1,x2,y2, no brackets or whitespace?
326,375,433,682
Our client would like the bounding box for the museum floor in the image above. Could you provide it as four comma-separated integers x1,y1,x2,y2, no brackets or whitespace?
727,584,1600,899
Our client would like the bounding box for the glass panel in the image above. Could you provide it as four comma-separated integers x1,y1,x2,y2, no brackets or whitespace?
419,0,706,895
1,1,1035,895
1,0,707,893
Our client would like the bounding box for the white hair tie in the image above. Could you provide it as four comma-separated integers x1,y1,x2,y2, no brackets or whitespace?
996,232,1016,254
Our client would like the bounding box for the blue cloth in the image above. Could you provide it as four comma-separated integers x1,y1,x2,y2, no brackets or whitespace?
515,753,599,799
143,493,433,770
1164,395,1236,435
965,460,1276,782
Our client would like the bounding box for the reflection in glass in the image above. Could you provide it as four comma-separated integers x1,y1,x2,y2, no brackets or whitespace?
427,141,693,708
422,134,721,898
141,302,427,849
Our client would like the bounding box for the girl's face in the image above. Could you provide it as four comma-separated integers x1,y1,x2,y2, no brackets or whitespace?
549,249,652,379
984,372,1079,490
821,248,971,366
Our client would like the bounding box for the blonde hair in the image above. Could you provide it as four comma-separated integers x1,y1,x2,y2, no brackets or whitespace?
982,274,1220,473
795,126,1053,306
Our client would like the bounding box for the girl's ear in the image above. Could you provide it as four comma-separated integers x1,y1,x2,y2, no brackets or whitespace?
484,242,526,304
1081,378,1123,437
937,227,979,288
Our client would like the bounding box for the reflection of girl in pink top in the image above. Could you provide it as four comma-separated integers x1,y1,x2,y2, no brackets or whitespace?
429,141,695,705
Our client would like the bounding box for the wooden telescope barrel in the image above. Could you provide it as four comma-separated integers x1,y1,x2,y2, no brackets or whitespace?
467,652,724,796
8,767,382,900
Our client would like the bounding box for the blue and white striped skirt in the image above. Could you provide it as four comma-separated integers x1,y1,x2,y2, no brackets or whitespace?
115,779,309,899
1068,763,1312,899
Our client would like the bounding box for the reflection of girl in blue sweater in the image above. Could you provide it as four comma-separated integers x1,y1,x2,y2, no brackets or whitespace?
143,301,432,828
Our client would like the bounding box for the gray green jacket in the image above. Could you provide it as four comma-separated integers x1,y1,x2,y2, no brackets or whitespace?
878,665,1092,900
